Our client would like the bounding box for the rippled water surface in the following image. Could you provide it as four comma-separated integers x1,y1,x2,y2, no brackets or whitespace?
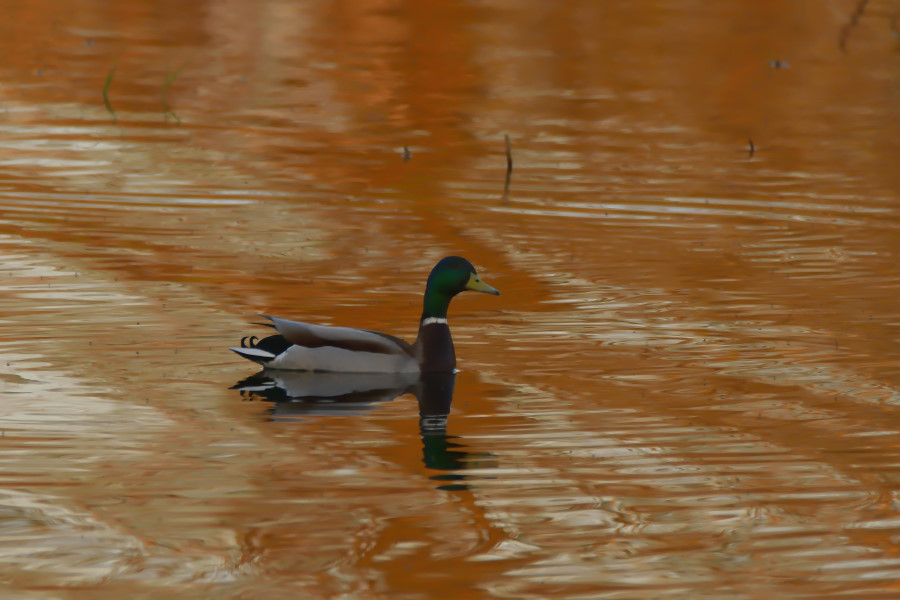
2,1,900,598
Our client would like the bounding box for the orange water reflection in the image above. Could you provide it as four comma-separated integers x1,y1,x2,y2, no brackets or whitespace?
1,1,900,598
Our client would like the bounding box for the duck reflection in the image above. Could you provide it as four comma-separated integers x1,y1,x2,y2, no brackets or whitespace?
232,370,419,417
232,371,491,488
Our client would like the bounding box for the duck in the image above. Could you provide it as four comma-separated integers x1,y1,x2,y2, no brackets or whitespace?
230,256,499,373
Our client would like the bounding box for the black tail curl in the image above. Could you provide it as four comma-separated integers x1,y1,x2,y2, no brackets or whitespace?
237,333,292,356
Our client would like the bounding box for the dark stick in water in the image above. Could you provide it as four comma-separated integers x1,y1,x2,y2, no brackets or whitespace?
839,0,870,53
161,56,192,123
103,62,118,122
503,134,513,202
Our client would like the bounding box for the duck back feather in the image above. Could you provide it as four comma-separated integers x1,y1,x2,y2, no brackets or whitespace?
264,315,411,355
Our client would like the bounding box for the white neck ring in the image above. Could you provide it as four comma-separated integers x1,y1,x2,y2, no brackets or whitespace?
421,317,448,326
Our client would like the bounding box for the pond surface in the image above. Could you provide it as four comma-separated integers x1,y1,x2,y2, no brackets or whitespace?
2,1,900,598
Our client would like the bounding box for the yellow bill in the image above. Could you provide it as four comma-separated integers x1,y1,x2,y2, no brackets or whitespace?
465,272,500,295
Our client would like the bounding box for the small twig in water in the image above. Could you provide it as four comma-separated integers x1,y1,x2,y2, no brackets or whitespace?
503,134,513,202
102,62,118,122
839,0,870,53
161,56,192,123
402,146,411,162
748,137,755,159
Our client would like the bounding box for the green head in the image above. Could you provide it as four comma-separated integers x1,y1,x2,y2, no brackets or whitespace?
421,256,499,320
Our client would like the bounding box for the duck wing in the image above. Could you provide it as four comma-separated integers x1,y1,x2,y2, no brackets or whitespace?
262,315,412,356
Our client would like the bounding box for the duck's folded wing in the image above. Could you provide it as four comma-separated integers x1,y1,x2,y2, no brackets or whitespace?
262,315,412,355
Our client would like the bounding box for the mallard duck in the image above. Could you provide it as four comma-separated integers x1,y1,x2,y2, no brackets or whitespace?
230,256,499,373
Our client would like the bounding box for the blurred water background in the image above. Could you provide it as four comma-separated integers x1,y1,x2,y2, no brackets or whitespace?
1,1,900,598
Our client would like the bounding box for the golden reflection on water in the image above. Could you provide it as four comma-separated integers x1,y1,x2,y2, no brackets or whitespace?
2,0,900,598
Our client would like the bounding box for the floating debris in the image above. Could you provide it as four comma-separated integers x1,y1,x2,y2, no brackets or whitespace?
162,56,192,124
102,62,117,122
839,0,870,53
503,134,513,201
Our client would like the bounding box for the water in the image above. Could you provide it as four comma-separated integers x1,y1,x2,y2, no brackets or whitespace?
1,1,899,598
